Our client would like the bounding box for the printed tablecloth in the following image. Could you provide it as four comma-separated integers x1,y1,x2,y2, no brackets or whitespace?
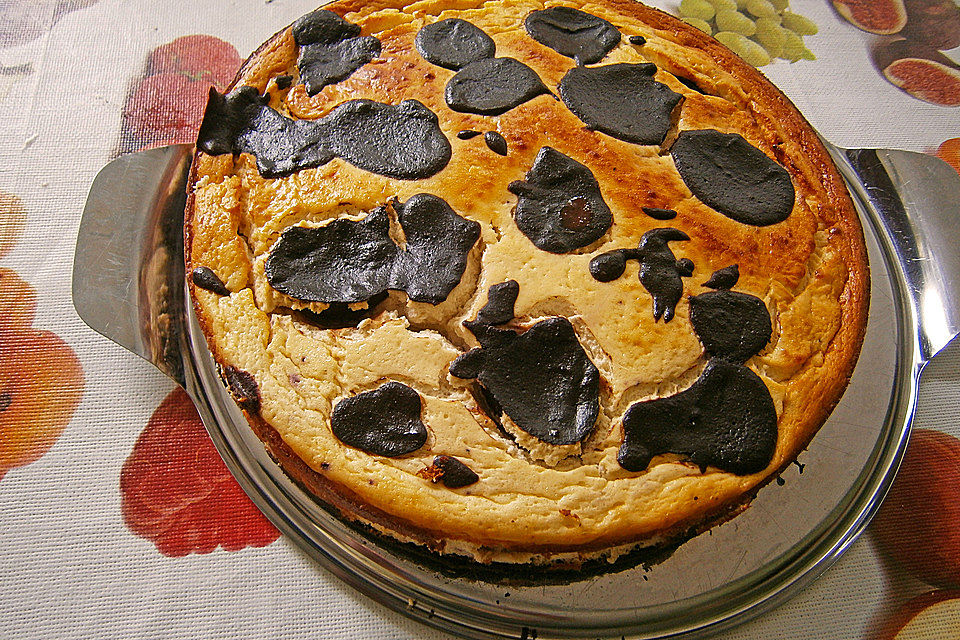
1,1,959,638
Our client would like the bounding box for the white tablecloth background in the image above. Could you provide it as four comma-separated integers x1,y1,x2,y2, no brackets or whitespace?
1,1,958,638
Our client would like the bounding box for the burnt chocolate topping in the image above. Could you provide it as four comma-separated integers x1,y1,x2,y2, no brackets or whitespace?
559,63,683,146
475,279,519,326
392,194,482,304
292,9,381,95
197,89,451,180
445,57,549,116
508,147,612,253
319,100,452,180
267,207,395,304
618,359,777,475
637,229,693,322
330,382,427,457
265,194,480,305
433,455,480,488
588,250,629,282
223,366,261,414
416,20,548,116
196,87,265,156
291,8,358,45
689,289,772,362
589,228,693,321
618,281,777,475
448,348,485,380
415,18,496,70
457,129,481,140
703,264,739,290
628,35,647,45
191,266,229,296
452,316,600,446
274,75,293,90
671,130,794,226
524,7,621,65
642,206,677,220
484,131,508,155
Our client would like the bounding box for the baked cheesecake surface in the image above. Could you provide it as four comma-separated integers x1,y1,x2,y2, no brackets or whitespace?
186,0,868,564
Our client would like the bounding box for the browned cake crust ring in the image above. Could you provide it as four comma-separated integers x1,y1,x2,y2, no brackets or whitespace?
185,0,868,565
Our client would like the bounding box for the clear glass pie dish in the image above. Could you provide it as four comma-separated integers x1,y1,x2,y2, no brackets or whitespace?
73,137,960,638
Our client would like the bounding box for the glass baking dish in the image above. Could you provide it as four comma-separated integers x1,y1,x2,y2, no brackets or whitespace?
72,142,960,639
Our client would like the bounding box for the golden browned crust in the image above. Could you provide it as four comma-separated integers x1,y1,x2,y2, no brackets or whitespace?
184,0,868,564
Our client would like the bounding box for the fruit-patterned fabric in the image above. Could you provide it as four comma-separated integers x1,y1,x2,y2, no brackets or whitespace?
0,0,958,639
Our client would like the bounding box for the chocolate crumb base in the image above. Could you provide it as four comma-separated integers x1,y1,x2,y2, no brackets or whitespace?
353,518,688,585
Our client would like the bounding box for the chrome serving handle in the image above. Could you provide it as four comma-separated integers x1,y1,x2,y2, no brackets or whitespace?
73,144,193,385
824,144,960,364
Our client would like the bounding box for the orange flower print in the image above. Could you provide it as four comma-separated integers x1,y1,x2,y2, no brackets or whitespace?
0,191,26,260
876,590,960,640
936,138,960,176
120,388,280,556
0,267,84,480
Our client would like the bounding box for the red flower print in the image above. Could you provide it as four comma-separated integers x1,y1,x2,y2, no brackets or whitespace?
875,590,960,640
122,73,213,147
871,428,960,589
148,34,242,91
120,34,241,152
120,388,280,556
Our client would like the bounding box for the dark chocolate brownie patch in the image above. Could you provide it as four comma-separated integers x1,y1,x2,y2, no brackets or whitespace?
419,455,480,488
197,89,451,180
452,286,600,446
484,131,508,156
689,289,772,363
618,359,777,475
702,264,740,290
191,266,229,296
508,147,612,254
292,9,381,95
524,7,621,65
223,366,261,414
445,58,549,116
671,129,794,226
589,228,693,322
559,63,683,146
641,206,677,221
331,382,427,457
415,18,496,70
264,194,480,306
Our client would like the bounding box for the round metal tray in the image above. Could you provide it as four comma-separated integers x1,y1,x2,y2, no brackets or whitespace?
73,144,960,639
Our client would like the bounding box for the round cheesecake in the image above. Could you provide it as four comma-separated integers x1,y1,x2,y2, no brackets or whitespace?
185,0,868,566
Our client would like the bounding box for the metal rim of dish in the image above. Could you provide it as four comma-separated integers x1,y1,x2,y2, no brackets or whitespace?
178,153,918,639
